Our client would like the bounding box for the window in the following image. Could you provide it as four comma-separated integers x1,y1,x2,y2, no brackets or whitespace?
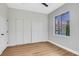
55,12,70,36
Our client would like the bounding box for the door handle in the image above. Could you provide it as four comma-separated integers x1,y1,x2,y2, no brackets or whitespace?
1,34,4,35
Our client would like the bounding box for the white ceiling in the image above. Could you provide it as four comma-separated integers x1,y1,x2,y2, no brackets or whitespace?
7,3,64,14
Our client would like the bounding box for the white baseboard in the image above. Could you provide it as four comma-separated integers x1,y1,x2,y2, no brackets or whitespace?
8,43,24,47
8,41,48,47
31,40,48,44
48,40,79,56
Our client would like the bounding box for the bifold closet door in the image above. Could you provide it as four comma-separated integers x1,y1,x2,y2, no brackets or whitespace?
15,18,31,45
16,18,24,45
24,18,31,44
0,17,8,54
15,16,47,44
32,16,47,43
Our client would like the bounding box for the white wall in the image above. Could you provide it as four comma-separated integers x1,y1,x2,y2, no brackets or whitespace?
8,8,48,46
0,4,8,19
48,3,79,52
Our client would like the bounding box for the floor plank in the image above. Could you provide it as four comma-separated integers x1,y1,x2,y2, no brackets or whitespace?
1,42,77,56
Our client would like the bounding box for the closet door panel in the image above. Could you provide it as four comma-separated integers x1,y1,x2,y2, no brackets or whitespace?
32,16,47,43
32,22,43,42
24,18,31,44
16,18,24,45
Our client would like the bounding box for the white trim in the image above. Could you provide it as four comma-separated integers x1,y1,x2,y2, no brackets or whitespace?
8,43,24,47
8,41,48,47
48,40,79,56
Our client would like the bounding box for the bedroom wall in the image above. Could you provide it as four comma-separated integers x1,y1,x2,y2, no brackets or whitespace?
48,3,79,52
0,4,8,19
8,8,48,46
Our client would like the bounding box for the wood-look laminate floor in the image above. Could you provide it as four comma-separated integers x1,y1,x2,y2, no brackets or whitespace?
1,42,76,56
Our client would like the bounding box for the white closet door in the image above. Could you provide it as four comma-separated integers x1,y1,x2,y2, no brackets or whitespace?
0,17,8,54
32,17,47,43
24,18,31,44
16,18,24,45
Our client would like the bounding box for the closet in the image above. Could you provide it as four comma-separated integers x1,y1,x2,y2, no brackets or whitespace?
8,9,48,46
15,17,31,45
15,15,47,45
